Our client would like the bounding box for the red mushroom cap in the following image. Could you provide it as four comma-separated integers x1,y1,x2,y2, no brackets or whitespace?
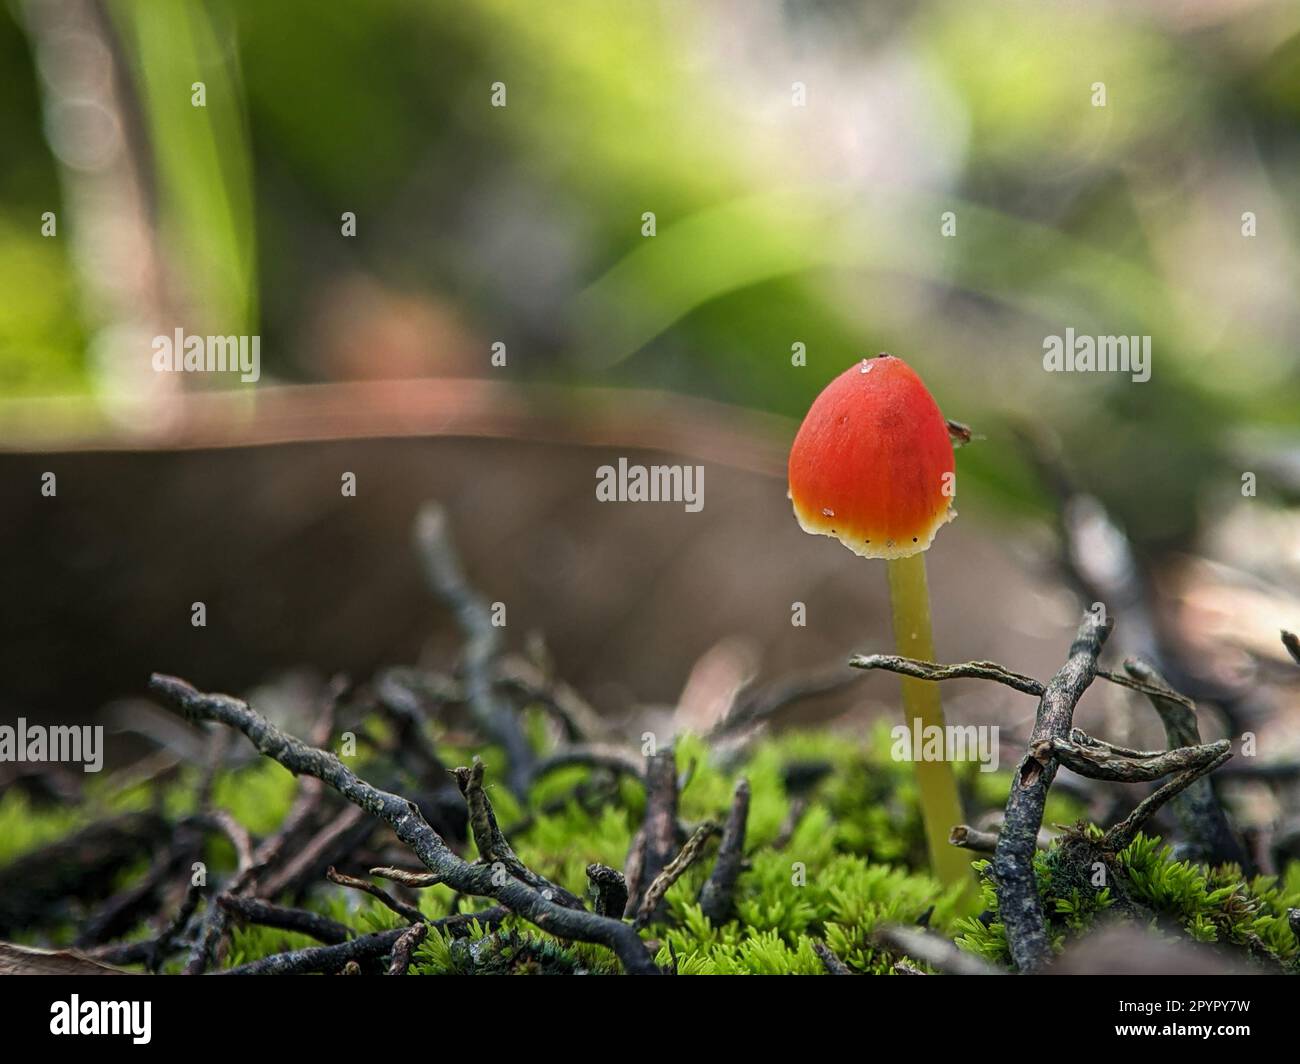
788,354,956,559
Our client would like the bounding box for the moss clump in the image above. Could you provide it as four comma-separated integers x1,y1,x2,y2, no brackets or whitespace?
8,708,1294,974
955,827,1300,972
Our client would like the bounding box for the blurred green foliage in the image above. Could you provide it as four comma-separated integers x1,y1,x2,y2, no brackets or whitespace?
1,0,1298,545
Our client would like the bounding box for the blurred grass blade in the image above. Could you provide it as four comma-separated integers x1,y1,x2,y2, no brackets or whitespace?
109,0,256,334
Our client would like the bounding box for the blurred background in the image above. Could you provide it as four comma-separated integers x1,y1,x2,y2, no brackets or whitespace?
0,0,1298,789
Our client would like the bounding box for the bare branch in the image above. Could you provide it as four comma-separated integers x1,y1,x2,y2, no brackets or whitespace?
950,824,1051,853
698,778,750,924
1034,734,1230,784
849,653,1181,715
219,926,408,976
1123,657,1248,869
148,673,658,975
217,895,352,945
585,864,629,920
326,867,425,924
813,941,852,975
413,503,534,794
949,825,999,853
528,743,646,786
711,667,861,737
453,759,585,910
1104,749,1235,853
372,672,452,784
993,612,1110,973
1094,668,1197,712
90,878,204,970
623,745,679,922
223,905,501,967
849,654,1044,696
370,866,442,888
255,805,369,900
386,922,428,975
201,810,254,877
634,822,720,930
497,654,608,742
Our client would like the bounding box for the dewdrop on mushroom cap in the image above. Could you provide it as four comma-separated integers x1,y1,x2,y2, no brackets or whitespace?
787,353,956,558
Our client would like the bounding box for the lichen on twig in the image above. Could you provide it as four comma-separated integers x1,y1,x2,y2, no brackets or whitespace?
585,864,628,920
147,673,659,975
633,821,720,930
1033,733,1230,784
992,612,1111,972
849,654,1044,695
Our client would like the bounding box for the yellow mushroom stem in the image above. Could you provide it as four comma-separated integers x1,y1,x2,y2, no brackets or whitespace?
885,551,971,891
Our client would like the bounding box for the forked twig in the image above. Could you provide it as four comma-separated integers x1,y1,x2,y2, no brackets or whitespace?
148,673,658,975
326,867,424,924
1034,734,1230,784
992,613,1110,972
1103,750,1235,853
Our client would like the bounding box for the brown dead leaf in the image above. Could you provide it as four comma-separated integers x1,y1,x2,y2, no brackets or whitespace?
0,943,135,976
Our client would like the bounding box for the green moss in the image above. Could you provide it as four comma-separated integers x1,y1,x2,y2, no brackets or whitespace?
7,719,1295,975
0,790,87,866
208,760,299,836
955,832,1300,971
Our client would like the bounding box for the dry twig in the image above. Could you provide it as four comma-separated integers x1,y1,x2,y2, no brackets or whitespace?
148,674,658,974
634,822,720,930
454,759,585,910
949,825,1000,854
1034,733,1230,784
1123,657,1247,869
217,895,352,945
386,923,428,976
813,941,852,975
585,865,628,920
623,745,680,922
528,743,646,786
370,866,442,888
1103,749,1235,853
326,867,424,924
413,504,534,795
849,654,1043,695
698,778,750,924
993,613,1110,972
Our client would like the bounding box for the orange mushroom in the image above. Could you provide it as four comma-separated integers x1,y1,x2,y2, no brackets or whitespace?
789,354,956,558
788,353,968,889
